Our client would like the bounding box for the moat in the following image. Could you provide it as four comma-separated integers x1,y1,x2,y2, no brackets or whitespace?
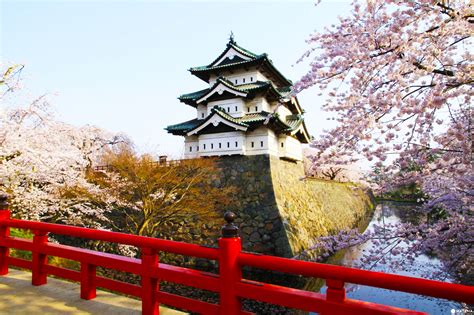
310,202,469,315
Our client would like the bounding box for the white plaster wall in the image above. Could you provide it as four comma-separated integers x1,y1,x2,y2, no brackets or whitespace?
198,131,246,156
207,99,245,117
197,104,207,119
278,135,303,161
184,129,302,160
227,73,258,86
209,69,268,86
245,127,278,156
267,130,279,155
184,136,199,159
278,135,286,157
245,97,270,114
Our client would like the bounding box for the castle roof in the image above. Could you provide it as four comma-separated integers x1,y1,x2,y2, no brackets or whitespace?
165,107,310,143
189,39,292,88
178,77,290,107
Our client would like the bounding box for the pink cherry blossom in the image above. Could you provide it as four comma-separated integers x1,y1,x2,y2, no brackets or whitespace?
296,1,473,279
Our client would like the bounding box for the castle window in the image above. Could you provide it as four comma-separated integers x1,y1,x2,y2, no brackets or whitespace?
281,142,284,148
211,143,214,149
243,78,246,83
255,106,258,111
235,106,237,111
227,142,230,148
203,144,206,150
197,146,199,151
219,143,222,149
247,107,250,113
235,79,238,84
251,142,254,148
235,141,238,147
260,141,264,147
201,113,204,118
250,77,253,82
227,107,230,112
190,146,192,152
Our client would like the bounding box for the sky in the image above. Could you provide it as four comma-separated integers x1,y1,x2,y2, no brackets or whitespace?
1,0,352,158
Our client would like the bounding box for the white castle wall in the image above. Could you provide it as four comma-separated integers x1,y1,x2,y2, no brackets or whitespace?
245,98,270,113
245,127,278,156
197,104,207,120
198,97,271,119
184,135,199,158
209,68,269,87
278,135,303,161
207,99,245,118
185,133,243,158
184,130,303,161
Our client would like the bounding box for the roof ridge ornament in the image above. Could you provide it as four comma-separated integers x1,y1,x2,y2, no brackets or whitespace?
229,31,236,45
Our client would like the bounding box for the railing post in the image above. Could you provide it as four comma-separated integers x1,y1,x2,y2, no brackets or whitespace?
0,194,10,276
32,230,48,286
218,212,242,315
81,262,97,299
324,279,346,315
141,247,159,315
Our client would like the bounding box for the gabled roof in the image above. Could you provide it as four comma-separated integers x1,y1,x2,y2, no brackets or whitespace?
208,37,258,67
179,77,290,107
189,39,293,88
166,107,270,136
186,108,249,136
195,77,248,104
166,107,311,143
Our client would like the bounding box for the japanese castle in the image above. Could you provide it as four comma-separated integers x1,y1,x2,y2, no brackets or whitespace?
166,36,310,161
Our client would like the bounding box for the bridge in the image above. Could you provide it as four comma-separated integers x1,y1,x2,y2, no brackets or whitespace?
0,195,473,314
0,268,183,314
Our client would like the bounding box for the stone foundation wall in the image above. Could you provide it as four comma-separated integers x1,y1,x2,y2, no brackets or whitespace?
159,154,373,261
217,155,374,258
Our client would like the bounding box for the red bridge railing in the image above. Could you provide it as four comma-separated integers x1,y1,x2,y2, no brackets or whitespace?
0,195,472,315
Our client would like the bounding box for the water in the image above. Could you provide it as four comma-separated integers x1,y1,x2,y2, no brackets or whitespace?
314,202,469,315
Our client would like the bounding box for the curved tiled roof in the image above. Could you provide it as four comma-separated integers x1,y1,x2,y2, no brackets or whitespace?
191,54,266,72
178,88,209,102
285,114,304,130
164,118,201,134
165,107,309,143
179,78,290,107
188,39,292,88
207,38,259,67
190,55,292,88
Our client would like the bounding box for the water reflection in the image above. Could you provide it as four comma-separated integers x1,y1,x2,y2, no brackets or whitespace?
315,202,466,315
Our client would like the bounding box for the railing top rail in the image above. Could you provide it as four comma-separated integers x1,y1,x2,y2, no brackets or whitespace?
238,252,474,304
3,218,218,260
1,208,473,310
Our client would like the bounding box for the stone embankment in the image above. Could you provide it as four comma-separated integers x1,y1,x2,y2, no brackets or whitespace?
222,155,373,257
164,155,374,260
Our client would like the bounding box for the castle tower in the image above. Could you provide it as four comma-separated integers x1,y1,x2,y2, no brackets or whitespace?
166,36,310,161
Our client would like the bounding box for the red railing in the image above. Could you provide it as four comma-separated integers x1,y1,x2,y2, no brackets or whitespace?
0,199,473,315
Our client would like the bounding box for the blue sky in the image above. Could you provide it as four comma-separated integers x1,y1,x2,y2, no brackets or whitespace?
2,0,352,157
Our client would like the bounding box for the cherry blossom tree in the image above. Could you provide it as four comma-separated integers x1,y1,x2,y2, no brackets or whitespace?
0,63,128,228
296,1,473,279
